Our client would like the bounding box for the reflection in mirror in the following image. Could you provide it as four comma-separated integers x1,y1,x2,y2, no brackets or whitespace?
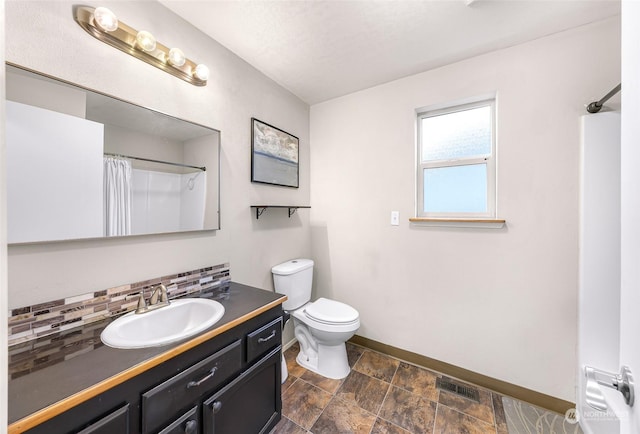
5,64,220,244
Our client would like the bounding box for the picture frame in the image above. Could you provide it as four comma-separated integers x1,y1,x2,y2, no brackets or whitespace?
251,118,299,188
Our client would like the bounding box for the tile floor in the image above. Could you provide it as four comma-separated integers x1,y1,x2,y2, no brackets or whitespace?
270,342,560,434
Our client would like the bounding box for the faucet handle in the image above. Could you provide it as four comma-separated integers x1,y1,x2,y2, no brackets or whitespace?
158,284,169,303
136,292,148,313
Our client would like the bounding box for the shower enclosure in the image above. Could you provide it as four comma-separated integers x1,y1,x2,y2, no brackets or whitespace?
578,112,625,434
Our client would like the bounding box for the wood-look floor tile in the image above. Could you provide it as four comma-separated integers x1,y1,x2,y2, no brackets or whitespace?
288,342,301,352
392,362,439,401
282,374,298,393
271,416,309,434
310,397,376,434
301,370,344,394
438,378,495,426
434,404,497,434
491,392,509,434
282,379,333,430
379,385,437,433
285,345,307,378
346,342,365,367
370,418,412,434
336,369,391,414
353,350,400,383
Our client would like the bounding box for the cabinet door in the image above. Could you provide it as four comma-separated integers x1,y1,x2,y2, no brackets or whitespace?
76,404,129,434
158,406,199,434
203,346,281,434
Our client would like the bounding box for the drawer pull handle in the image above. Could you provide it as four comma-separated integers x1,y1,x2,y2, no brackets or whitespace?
258,330,276,343
187,367,217,389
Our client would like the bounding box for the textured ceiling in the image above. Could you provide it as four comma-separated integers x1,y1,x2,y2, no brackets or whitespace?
161,0,620,105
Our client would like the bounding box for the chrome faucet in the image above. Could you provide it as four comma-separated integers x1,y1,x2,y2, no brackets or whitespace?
150,284,169,305
135,284,170,314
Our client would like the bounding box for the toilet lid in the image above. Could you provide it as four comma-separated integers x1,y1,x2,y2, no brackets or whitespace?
304,298,359,324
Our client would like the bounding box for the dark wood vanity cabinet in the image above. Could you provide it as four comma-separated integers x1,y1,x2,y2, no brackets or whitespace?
157,406,198,434
76,404,130,434
203,346,281,434
141,340,243,433
23,306,283,434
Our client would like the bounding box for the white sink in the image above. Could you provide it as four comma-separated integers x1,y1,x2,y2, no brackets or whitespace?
101,298,225,349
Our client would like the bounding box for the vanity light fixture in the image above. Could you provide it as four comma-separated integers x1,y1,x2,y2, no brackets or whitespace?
168,47,186,67
93,6,118,32
135,30,157,52
74,6,208,86
194,64,210,81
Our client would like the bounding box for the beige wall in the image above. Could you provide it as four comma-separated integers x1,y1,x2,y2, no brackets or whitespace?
2,0,623,407
103,126,184,169
5,0,311,319
184,133,221,227
309,17,620,402
6,71,87,118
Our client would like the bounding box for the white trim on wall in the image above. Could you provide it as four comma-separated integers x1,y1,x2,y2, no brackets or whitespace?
1,0,9,427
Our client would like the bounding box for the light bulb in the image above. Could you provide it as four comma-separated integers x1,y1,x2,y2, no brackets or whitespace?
168,48,186,67
194,64,209,81
93,7,118,32
136,30,156,52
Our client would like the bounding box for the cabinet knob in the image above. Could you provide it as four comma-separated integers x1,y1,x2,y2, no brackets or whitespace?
184,419,197,434
212,400,223,414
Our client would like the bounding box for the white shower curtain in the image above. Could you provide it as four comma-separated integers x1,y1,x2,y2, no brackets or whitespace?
104,157,132,236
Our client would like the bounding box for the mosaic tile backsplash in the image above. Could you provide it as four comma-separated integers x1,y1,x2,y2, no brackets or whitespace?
7,263,230,347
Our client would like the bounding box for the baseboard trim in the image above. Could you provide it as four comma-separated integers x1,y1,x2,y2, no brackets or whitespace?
283,337,297,352
349,335,575,415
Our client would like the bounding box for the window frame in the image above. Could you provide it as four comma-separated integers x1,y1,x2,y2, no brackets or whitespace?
416,98,497,219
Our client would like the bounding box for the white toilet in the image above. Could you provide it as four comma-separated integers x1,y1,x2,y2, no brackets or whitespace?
272,259,360,379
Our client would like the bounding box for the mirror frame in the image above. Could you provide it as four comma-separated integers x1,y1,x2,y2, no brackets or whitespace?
6,62,221,244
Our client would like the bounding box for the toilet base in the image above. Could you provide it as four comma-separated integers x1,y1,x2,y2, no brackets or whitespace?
295,342,351,380
281,353,288,384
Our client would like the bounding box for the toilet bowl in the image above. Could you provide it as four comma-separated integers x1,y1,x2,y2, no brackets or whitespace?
292,298,360,379
272,259,360,379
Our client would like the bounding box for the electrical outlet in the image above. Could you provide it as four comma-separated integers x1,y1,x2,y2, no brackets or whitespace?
391,211,399,226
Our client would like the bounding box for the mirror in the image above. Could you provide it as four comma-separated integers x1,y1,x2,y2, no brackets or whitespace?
5,64,220,244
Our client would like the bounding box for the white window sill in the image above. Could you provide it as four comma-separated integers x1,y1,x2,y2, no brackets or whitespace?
409,218,506,229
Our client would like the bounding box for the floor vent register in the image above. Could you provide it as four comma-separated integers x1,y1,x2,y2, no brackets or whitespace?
436,377,481,402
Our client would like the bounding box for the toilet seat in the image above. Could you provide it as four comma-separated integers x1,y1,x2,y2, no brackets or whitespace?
292,298,360,334
292,308,360,333
304,298,359,325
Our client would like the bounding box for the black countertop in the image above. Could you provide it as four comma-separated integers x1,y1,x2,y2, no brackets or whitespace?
8,282,285,425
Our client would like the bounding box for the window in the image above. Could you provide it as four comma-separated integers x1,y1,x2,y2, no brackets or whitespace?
416,98,496,219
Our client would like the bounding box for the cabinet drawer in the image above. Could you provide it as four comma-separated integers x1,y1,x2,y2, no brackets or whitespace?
247,317,282,363
158,406,199,434
76,404,129,434
142,340,242,434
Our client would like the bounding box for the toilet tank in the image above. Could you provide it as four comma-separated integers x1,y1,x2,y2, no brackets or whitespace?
271,259,314,311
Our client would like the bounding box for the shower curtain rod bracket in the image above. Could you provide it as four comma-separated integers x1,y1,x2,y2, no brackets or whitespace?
587,83,621,114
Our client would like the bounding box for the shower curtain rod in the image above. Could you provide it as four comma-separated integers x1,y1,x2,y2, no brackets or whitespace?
587,83,621,113
104,152,206,172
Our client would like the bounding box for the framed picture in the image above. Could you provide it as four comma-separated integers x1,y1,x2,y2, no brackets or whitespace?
251,118,299,188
